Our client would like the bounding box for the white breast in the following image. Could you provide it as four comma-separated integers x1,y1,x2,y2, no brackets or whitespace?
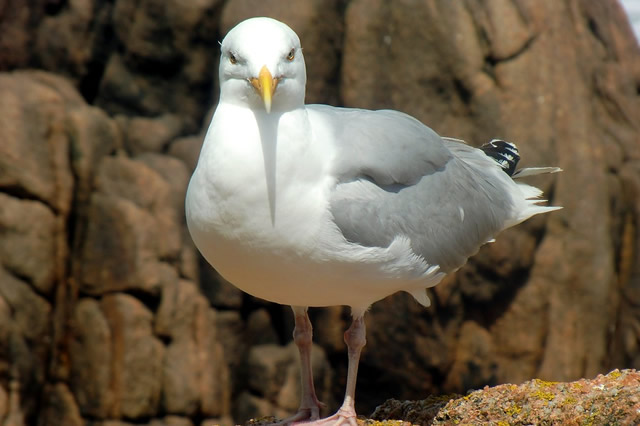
186,104,442,308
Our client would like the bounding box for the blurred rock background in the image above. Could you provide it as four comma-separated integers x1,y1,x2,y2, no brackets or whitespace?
0,0,638,425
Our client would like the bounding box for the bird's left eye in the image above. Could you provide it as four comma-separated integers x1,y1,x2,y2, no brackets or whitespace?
286,48,295,61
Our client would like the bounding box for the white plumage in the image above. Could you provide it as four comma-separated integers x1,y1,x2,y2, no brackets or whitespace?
186,17,561,424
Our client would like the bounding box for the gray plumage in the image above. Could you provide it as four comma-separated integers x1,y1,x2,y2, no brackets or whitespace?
316,106,551,273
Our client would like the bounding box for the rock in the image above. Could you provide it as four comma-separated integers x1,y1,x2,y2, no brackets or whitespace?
100,293,164,419
371,369,640,425
156,279,230,418
443,321,496,392
66,104,122,206
239,341,332,422
200,264,244,309
245,309,279,348
0,384,6,420
148,416,194,426
119,114,184,155
275,344,333,414
168,135,203,173
69,295,165,420
0,267,50,422
0,0,32,69
32,0,113,90
78,155,183,296
69,298,113,418
215,310,246,388
79,192,174,295
0,71,75,213
95,156,182,259
246,344,292,402
38,382,84,426
0,267,51,348
96,0,222,128
136,153,191,219
0,194,57,295
234,391,278,424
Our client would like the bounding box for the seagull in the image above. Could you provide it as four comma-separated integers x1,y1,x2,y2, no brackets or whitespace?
185,17,561,425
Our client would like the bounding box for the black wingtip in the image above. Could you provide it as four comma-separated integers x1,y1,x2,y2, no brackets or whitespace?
480,139,520,176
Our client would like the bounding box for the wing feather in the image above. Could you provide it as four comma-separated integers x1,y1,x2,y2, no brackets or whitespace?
308,106,521,272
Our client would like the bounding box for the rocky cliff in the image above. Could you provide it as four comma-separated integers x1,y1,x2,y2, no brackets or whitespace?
0,0,639,425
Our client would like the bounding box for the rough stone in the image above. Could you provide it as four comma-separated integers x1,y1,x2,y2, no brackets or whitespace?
66,105,121,206
79,192,173,295
371,369,640,425
100,293,164,419
215,310,246,388
156,279,230,418
234,391,278,424
136,152,191,220
69,298,112,418
96,155,182,259
120,114,184,155
0,71,75,213
0,194,57,295
0,268,51,346
0,0,32,69
32,0,113,87
246,344,293,402
200,264,244,309
168,135,203,173
0,384,6,420
245,309,279,348
96,0,222,129
78,154,183,296
148,416,194,426
38,382,84,426
239,341,332,422
443,321,496,392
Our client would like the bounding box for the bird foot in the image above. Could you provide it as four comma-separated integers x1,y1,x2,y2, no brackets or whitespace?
274,399,327,425
290,407,358,426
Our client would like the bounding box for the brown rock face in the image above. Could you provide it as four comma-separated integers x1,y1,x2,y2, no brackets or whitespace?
371,369,640,425
0,0,639,425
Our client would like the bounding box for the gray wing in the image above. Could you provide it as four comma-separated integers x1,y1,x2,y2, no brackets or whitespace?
309,106,516,273
310,105,452,185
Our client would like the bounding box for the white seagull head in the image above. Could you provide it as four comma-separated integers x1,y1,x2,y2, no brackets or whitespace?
218,17,307,113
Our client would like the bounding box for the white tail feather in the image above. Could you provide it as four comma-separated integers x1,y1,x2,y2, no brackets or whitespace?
512,167,563,179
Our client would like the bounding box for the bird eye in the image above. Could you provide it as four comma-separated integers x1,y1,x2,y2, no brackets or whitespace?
229,52,238,65
286,48,295,61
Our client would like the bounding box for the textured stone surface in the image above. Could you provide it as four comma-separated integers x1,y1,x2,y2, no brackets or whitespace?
0,71,75,213
102,294,164,419
79,155,181,296
97,0,222,129
38,382,84,426
0,194,57,295
69,298,112,418
236,341,332,423
371,369,640,426
157,279,229,417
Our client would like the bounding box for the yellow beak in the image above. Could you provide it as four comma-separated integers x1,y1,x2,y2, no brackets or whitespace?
250,65,279,113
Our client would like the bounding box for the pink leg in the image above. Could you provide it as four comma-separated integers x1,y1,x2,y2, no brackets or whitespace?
293,310,366,426
279,306,326,424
